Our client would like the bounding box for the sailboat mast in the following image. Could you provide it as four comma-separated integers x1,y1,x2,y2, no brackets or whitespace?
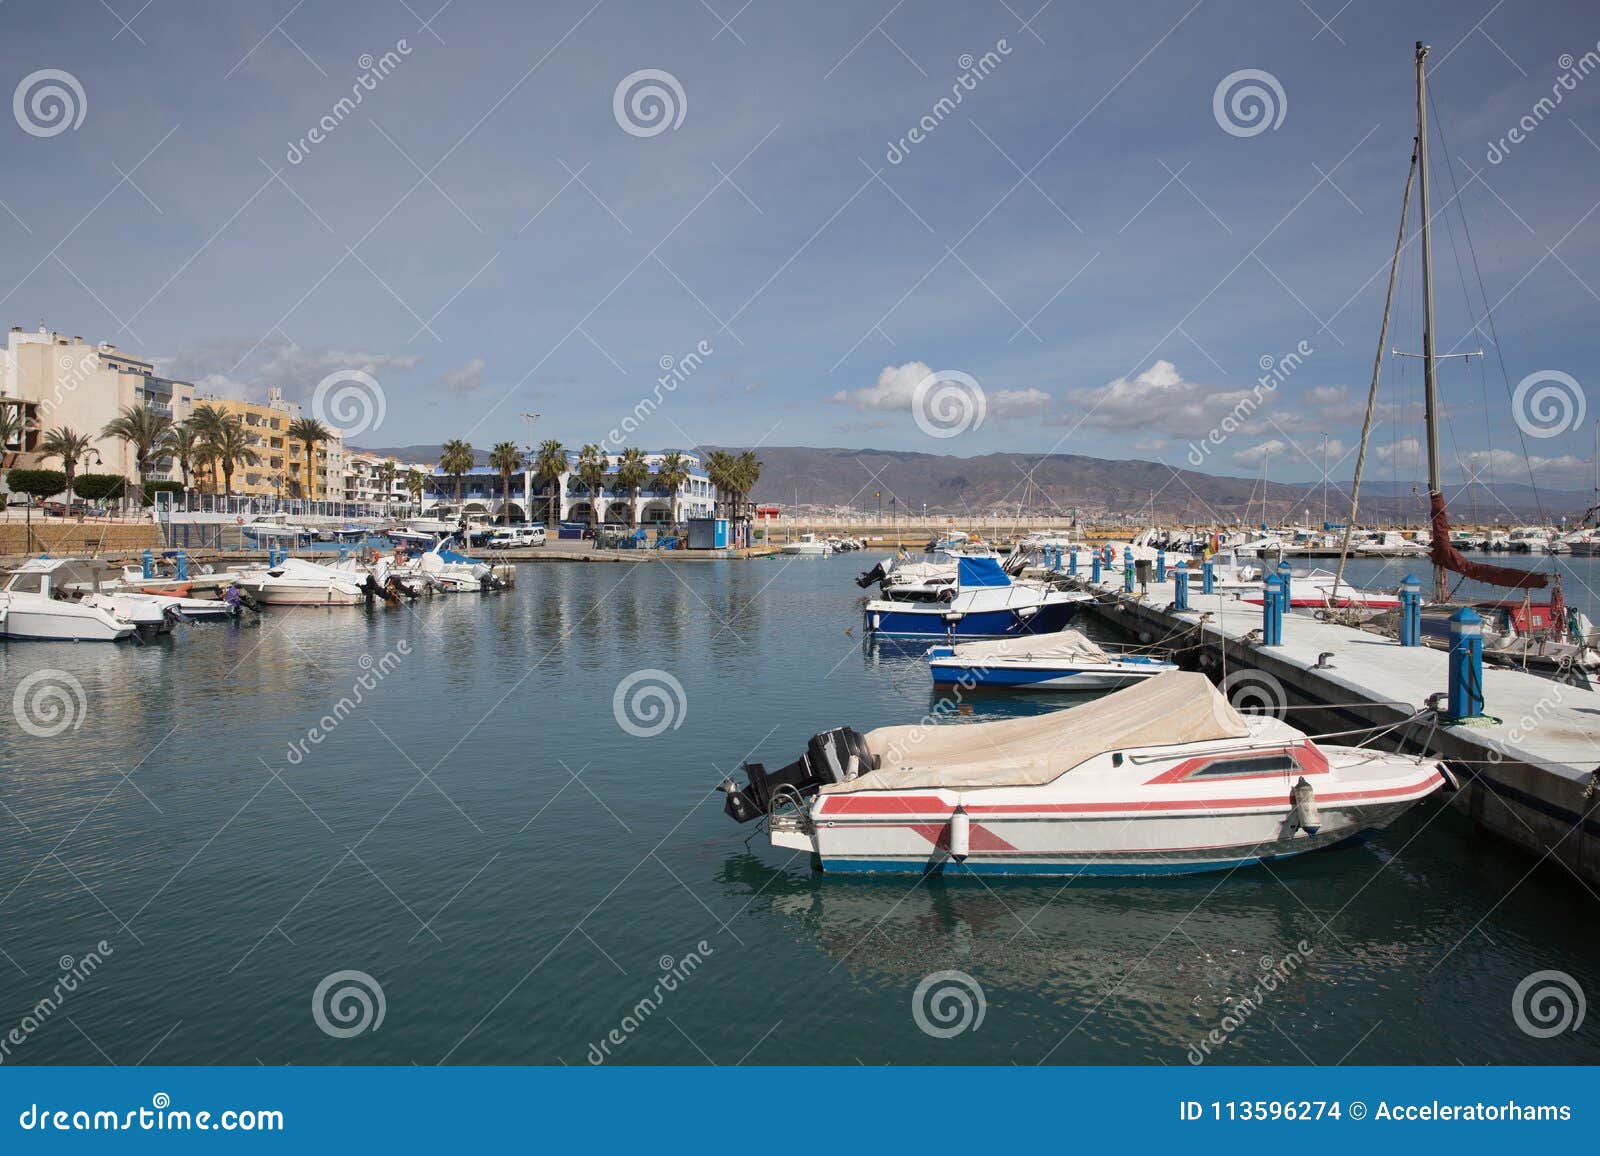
1415,40,1447,600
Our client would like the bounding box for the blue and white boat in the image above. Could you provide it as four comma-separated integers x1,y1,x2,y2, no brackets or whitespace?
863,556,1088,639
927,630,1177,690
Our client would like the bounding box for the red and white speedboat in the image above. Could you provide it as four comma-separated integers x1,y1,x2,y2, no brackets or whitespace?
720,672,1445,876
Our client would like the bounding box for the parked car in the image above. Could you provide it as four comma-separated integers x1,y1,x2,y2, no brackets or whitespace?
485,526,546,549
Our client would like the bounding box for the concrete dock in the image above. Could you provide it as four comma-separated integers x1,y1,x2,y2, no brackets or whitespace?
1069,566,1600,887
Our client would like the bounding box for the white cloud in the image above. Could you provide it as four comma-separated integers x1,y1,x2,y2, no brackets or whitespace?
158,336,423,404
1455,448,1592,489
440,356,486,395
831,360,1051,422
1377,437,1422,469
832,360,936,413
990,387,1052,416
1131,437,1168,452
1063,360,1273,436
1230,439,1289,469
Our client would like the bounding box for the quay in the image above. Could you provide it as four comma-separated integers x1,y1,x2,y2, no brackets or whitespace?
1067,562,1600,887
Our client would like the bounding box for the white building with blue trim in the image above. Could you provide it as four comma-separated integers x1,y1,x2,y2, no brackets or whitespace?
421,449,714,525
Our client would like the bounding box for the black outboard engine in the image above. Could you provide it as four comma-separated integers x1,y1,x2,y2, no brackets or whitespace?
721,726,877,823
856,561,888,589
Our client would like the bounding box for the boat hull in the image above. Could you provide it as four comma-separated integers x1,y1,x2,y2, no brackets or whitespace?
0,605,134,641
928,659,1175,690
809,795,1429,876
246,584,365,606
866,600,1081,639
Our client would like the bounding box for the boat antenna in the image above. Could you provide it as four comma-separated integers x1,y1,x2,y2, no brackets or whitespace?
1415,40,1449,603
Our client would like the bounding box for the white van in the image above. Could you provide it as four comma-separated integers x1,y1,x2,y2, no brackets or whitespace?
486,526,546,550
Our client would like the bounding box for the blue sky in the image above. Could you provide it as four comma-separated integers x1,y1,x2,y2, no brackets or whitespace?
4,0,1598,487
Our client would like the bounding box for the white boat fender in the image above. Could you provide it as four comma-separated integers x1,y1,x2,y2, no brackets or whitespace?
948,805,970,861
1290,778,1320,835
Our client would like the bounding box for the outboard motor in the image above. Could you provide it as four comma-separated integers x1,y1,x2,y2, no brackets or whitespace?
856,561,888,589
721,726,877,823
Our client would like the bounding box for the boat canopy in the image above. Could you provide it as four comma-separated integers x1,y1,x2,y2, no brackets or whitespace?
825,671,1250,794
946,629,1111,663
956,556,1010,588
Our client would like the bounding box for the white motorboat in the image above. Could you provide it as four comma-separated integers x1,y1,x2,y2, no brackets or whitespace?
927,630,1178,690
0,559,137,641
240,514,315,543
53,559,243,625
394,539,504,593
781,533,833,556
864,556,1088,638
720,671,1447,876
108,563,243,599
1350,529,1427,558
236,556,370,606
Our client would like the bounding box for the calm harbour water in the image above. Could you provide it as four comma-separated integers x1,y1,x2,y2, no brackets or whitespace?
2,552,1598,1065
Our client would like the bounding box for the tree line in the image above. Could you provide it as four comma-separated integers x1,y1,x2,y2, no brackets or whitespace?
0,399,339,506
428,439,761,528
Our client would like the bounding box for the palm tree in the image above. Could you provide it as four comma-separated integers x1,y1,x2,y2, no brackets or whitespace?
212,417,260,496
189,402,230,492
439,439,475,511
38,426,96,500
488,441,522,525
651,451,690,524
405,469,425,514
704,449,736,521
0,402,28,468
286,416,331,502
376,460,396,513
100,403,175,508
167,423,205,496
613,447,650,528
734,449,762,538
576,443,608,529
532,439,567,529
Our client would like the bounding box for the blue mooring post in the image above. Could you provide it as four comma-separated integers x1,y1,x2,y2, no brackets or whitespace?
1156,549,1166,583
1276,560,1293,616
1123,549,1135,593
140,548,154,579
175,552,188,581
1399,574,1421,646
1091,551,1101,584
1263,575,1283,645
1173,563,1189,610
1068,549,1078,576
1448,607,1485,719
1202,558,1215,595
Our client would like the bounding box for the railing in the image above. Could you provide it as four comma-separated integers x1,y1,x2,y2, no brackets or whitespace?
156,493,401,520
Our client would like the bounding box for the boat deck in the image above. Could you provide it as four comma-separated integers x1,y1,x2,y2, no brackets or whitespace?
1069,567,1600,884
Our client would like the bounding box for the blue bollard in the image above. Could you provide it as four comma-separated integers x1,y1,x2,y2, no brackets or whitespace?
1398,574,1421,647
141,548,154,579
1277,560,1293,616
1262,575,1283,645
1156,549,1166,584
1068,549,1078,576
1174,563,1189,610
1091,552,1101,584
1202,558,1215,595
1448,607,1485,719
174,551,188,581
1124,555,1136,593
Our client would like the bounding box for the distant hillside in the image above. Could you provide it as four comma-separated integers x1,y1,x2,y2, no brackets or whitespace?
352,443,1588,522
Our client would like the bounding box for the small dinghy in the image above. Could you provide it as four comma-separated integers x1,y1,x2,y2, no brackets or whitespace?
927,629,1177,690
720,671,1446,876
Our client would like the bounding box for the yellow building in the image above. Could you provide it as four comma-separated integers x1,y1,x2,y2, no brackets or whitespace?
202,387,345,499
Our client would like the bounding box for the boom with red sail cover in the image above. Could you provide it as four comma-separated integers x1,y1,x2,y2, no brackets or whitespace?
1428,491,1548,592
